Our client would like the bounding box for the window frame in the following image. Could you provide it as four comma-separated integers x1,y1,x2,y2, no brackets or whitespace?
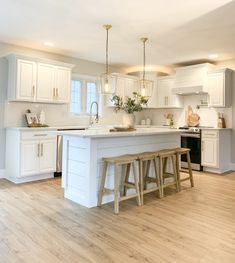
69,73,99,116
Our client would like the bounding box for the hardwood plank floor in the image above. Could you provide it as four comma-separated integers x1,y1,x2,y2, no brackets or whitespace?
0,171,235,263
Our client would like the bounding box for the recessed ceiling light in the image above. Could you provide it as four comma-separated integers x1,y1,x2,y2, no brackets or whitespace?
209,54,218,59
44,41,54,47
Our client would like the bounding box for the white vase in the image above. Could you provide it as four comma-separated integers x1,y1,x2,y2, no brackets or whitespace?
122,113,135,128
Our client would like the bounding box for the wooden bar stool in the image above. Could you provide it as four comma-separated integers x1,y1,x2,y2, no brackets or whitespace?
136,152,162,204
158,150,179,197
97,155,141,214
174,148,194,191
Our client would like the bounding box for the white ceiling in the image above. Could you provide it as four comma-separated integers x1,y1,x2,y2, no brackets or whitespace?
0,0,234,71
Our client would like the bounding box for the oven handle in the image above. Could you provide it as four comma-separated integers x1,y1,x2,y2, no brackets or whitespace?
181,133,201,139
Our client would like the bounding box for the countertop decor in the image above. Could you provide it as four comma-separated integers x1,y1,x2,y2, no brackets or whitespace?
111,92,148,128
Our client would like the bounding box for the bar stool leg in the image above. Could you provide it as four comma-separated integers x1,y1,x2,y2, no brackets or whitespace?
159,156,164,198
97,161,108,207
139,160,144,205
176,153,181,191
132,161,141,206
186,151,194,187
153,158,162,198
171,155,179,192
114,163,120,214
121,163,131,196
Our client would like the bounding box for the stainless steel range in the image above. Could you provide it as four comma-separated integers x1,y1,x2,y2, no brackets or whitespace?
179,126,202,171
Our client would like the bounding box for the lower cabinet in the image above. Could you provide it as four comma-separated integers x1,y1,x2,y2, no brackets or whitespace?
6,129,57,183
201,129,231,173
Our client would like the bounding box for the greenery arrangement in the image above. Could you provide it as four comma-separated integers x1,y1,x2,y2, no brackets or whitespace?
111,92,148,114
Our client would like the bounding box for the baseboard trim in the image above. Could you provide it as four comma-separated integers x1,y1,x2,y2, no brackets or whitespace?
0,169,5,179
230,163,235,171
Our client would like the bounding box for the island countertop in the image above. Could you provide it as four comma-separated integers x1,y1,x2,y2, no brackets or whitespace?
57,127,181,138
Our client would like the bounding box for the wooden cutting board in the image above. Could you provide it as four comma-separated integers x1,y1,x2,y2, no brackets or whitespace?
109,127,136,132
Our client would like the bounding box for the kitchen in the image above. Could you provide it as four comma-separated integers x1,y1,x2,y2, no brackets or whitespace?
1,1,235,262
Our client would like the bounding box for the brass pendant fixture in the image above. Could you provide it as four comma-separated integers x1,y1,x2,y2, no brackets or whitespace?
138,37,153,98
100,24,116,95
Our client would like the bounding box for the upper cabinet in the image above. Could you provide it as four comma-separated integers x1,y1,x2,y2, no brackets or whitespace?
106,73,138,107
207,68,232,108
7,54,73,104
157,76,183,108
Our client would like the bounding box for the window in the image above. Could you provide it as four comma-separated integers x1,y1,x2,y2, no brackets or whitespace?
70,80,82,114
70,75,98,115
86,82,97,114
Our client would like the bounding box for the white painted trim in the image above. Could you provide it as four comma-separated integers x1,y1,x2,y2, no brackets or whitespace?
6,173,54,184
0,169,5,179
230,163,235,171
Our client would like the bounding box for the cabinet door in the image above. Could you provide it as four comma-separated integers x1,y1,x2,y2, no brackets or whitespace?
201,139,218,168
157,78,171,108
39,139,56,173
208,72,224,107
55,67,71,103
16,59,37,101
37,63,55,102
20,141,40,177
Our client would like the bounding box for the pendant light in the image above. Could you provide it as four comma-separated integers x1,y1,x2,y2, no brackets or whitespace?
100,24,116,95
138,37,153,98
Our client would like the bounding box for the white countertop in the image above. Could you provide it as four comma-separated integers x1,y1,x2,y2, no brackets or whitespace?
6,125,232,132
6,125,88,131
56,127,182,138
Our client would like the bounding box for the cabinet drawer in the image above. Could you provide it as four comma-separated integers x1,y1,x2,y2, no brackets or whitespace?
202,130,218,139
21,131,56,140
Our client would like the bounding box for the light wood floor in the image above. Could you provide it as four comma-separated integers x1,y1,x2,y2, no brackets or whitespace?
1,171,235,263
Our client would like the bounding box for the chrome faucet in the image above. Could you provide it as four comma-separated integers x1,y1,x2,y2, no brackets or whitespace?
89,101,99,125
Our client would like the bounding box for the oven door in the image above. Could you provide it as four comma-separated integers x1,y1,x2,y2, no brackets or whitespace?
181,133,202,171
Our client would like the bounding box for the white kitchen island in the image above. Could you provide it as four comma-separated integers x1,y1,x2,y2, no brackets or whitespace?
59,128,181,208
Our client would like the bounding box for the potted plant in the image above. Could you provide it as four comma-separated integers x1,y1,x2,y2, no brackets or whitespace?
111,92,148,127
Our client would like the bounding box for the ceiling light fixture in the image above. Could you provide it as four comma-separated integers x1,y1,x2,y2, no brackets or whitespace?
209,54,218,59
44,41,54,47
100,24,116,95
138,38,153,98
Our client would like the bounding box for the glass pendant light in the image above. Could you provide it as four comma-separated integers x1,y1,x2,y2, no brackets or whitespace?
138,37,153,98
100,24,116,95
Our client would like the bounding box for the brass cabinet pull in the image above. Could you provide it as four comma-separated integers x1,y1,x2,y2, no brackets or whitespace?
56,88,59,98
34,134,47,137
32,85,35,98
41,143,43,157
37,143,40,157
53,88,56,98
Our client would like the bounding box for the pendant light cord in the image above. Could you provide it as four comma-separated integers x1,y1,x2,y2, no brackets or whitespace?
143,39,146,81
106,27,109,75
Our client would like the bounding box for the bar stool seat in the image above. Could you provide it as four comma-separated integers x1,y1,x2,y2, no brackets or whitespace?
157,149,179,197
173,147,194,190
97,154,141,214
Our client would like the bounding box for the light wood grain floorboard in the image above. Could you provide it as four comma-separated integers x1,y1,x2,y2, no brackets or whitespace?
0,171,235,263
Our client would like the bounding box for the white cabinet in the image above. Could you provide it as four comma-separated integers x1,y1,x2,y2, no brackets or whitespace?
106,74,137,107
55,66,71,103
21,140,40,176
39,139,57,173
201,129,231,174
8,58,37,101
201,136,218,168
157,76,183,108
208,69,232,108
7,54,73,104
6,129,57,183
37,63,55,102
